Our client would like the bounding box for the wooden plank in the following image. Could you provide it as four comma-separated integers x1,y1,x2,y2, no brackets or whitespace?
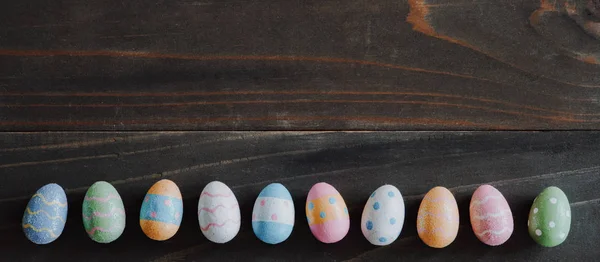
1,0,600,130
0,131,598,260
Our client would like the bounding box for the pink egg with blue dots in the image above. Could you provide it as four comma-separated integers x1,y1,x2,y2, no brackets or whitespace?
252,183,295,244
305,182,349,243
361,185,405,245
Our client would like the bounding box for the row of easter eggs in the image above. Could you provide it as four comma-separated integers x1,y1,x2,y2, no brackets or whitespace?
22,180,571,248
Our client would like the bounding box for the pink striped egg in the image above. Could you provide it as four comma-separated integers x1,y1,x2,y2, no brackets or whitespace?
469,185,513,246
198,181,241,244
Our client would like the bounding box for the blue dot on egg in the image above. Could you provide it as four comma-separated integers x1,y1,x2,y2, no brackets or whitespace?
390,217,396,225
371,192,375,198
328,197,336,204
366,220,373,230
344,207,348,214
319,211,326,218
308,202,314,210
373,202,380,210
379,237,387,243
388,191,395,197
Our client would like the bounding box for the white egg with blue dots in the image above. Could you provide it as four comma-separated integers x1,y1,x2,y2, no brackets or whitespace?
361,184,405,246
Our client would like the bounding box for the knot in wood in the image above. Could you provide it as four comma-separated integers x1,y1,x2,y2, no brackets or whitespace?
588,0,600,20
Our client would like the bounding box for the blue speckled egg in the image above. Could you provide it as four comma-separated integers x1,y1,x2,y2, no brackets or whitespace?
22,183,68,244
361,185,405,246
252,183,294,244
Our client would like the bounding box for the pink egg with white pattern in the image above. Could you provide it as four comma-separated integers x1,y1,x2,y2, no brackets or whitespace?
469,185,513,246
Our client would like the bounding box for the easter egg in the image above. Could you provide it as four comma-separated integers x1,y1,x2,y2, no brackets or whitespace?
417,186,459,248
140,179,183,241
82,181,126,243
22,183,68,244
252,183,295,244
528,186,571,247
361,184,405,246
198,181,241,243
469,185,513,246
306,182,349,243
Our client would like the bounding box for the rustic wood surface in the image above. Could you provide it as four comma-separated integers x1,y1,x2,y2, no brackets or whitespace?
2,0,600,130
1,0,599,260
0,131,599,261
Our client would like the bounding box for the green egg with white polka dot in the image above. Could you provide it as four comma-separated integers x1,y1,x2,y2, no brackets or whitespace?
528,186,571,247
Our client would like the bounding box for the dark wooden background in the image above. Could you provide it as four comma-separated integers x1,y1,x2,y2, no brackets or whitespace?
1,0,600,260
1,0,600,130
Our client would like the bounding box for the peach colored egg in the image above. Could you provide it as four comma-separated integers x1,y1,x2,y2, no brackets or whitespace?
469,185,513,246
306,182,349,243
417,186,459,248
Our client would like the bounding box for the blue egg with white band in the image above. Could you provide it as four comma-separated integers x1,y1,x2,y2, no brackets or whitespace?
252,183,294,244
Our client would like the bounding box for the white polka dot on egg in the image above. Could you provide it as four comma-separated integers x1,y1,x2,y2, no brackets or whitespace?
533,208,538,214
550,198,557,204
535,229,542,236
549,221,555,228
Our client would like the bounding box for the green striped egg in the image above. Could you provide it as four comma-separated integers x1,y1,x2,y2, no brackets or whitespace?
82,181,126,243
528,186,571,247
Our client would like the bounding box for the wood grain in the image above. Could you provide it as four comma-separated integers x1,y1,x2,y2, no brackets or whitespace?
1,131,599,261
1,0,600,130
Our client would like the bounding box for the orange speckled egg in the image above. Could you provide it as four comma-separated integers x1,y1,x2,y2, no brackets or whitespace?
417,186,459,248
